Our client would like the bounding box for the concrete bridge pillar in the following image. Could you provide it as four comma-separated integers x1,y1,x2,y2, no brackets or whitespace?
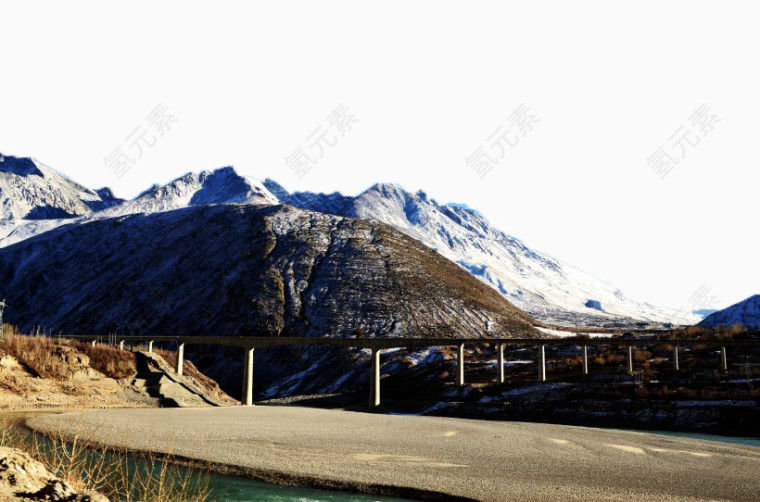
627,345,634,374
497,343,505,384
673,344,680,371
538,344,546,382
582,345,589,375
176,342,185,376
370,348,381,407
720,346,728,371
242,347,254,406
119,340,125,351
457,343,465,387
148,341,153,354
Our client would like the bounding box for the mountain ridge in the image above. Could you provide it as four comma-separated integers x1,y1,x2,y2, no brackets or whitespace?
0,203,537,339
0,154,699,327
699,295,760,330
266,179,699,327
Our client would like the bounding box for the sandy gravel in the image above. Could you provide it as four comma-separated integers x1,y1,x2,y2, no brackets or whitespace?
27,406,760,502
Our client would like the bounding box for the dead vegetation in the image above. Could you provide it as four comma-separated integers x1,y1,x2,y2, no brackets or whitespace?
0,324,231,409
1,329,90,380
73,342,137,380
0,419,213,502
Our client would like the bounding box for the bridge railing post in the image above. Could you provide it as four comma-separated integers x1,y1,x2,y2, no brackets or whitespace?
627,345,634,374
673,344,680,371
119,340,125,351
242,347,254,406
582,345,589,375
538,344,546,382
721,346,728,371
176,342,185,376
497,343,505,384
148,341,153,354
457,343,465,387
370,348,381,407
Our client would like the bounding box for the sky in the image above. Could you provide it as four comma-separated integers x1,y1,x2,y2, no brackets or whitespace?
1,1,758,312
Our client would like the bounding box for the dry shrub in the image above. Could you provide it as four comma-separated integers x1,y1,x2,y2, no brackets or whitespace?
593,355,608,366
0,419,213,502
634,349,650,363
566,356,582,369
0,333,75,380
74,343,137,380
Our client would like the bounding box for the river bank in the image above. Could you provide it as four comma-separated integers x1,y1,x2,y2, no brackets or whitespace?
27,406,760,502
3,411,411,502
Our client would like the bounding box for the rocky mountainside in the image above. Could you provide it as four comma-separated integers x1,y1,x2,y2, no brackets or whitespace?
266,180,697,327
97,166,278,217
0,161,275,248
0,204,535,339
699,295,760,329
0,154,121,220
0,202,537,397
0,154,123,247
0,154,697,328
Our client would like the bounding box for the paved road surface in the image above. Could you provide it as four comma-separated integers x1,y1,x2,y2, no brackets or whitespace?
28,407,760,501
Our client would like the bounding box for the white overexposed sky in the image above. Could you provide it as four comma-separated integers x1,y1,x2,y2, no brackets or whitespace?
1,1,757,311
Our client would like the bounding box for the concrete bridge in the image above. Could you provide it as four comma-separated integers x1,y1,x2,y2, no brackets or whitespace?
64,334,760,407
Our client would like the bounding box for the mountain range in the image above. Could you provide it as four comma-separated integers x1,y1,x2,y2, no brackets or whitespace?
0,153,700,328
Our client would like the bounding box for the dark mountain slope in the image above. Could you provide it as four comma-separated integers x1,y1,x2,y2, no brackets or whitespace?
699,295,760,330
0,204,536,339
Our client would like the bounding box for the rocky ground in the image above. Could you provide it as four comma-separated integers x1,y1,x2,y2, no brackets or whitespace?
0,447,107,502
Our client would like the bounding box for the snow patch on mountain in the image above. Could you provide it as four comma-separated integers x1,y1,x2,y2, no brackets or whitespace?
699,295,760,329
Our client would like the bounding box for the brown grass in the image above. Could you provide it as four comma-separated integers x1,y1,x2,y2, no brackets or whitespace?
73,342,137,380
0,420,213,502
0,331,73,380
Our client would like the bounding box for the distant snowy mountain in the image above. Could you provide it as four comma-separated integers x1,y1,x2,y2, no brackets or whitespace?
98,167,278,217
0,154,122,246
0,154,121,220
699,295,760,329
0,163,276,247
266,180,699,327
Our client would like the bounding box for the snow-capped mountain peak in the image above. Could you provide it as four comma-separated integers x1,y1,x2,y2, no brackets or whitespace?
0,154,121,220
269,180,699,327
103,166,278,217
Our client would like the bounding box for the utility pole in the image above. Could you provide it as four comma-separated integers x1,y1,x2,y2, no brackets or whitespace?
0,300,7,340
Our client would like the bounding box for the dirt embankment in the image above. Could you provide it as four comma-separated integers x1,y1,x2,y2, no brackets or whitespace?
0,332,235,410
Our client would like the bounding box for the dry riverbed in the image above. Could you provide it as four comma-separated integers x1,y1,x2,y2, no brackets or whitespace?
27,406,760,502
